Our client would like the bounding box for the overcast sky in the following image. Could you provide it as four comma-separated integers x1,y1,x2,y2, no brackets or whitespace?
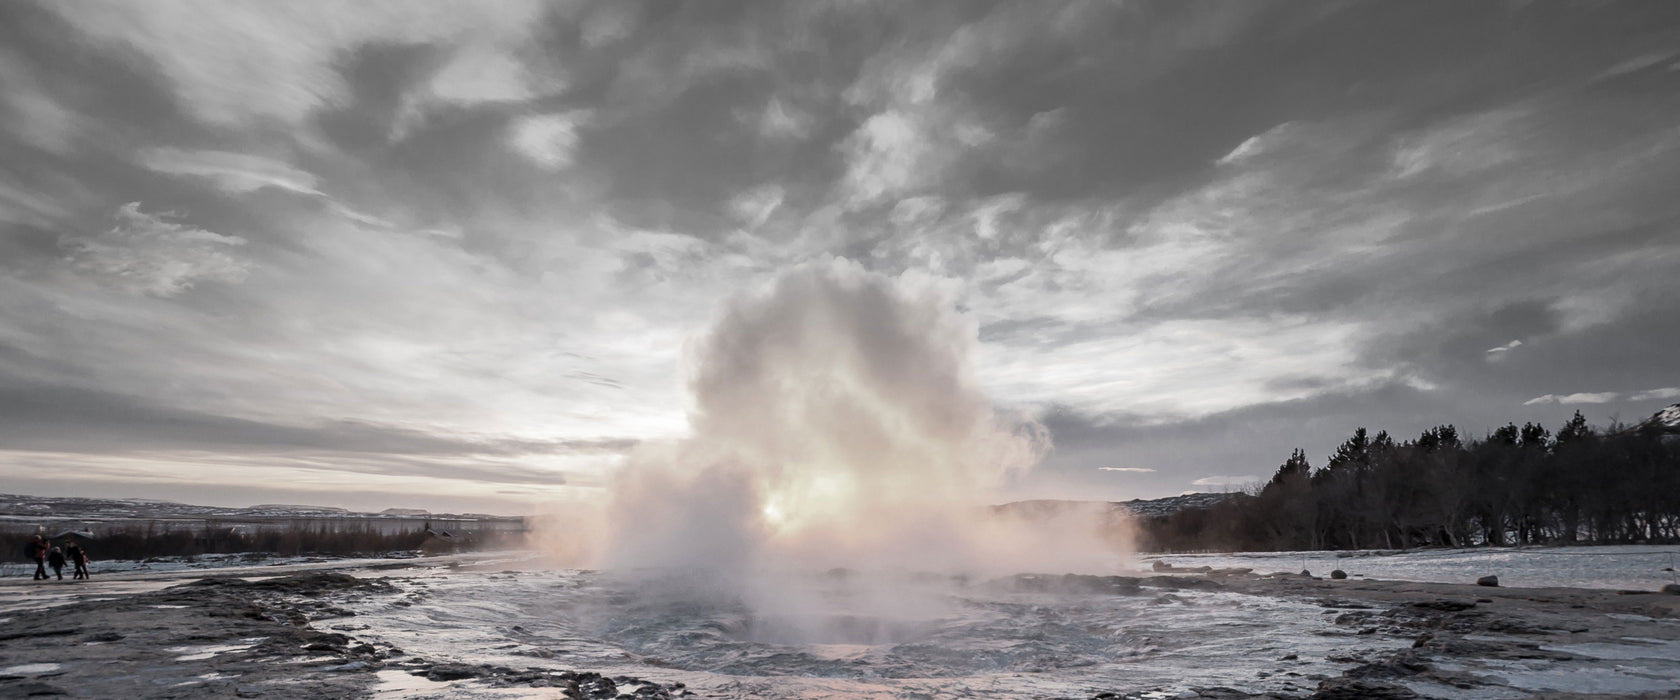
2,1,1678,514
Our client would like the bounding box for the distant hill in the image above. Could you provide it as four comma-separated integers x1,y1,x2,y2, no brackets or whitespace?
1116,492,1250,518
993,492,1249,520
246,504,350,515
0,494,516,524
381,507,432,516
1631,402,1680,434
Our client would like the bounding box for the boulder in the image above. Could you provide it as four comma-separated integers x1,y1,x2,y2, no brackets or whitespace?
1330,569,1348,580
1661,583,1680,595
1476,575,1499,587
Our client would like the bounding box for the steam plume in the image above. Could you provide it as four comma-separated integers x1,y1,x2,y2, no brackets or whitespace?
552,260,1129,575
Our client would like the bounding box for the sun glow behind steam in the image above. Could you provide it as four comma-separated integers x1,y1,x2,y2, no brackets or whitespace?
535,260,1132,576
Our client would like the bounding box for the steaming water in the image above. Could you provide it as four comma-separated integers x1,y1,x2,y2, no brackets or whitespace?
558,262,1127,578
353,565,1408,699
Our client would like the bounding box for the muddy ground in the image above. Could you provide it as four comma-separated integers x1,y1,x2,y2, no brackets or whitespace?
1,566,1677,699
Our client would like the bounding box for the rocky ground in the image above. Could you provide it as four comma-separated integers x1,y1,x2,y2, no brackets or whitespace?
1,566,1677,699
0,571,686,699
1108,570,1680,700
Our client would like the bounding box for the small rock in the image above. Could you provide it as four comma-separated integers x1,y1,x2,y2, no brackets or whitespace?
1477,575,1499,587
1661,583,1680,595
1330,569,1348,580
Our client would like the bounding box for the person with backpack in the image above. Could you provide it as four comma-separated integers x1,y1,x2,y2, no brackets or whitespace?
26,535,48,580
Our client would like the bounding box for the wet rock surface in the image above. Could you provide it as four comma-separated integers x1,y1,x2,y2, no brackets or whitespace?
1070,571,1680,699
0,569,698,699
0,572,398,698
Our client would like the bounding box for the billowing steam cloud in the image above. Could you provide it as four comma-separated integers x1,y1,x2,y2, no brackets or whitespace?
546,260,1130,576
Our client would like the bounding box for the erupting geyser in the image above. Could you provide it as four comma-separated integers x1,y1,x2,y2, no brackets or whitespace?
547,260,1131,576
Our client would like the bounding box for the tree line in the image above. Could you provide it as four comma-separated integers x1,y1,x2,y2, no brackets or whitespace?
1135,411,1680,552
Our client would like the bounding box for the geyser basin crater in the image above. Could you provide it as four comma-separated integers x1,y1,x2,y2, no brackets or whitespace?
565,568,1313,682
343,565,1422,698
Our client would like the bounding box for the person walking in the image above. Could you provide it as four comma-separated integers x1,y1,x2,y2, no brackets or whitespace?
67,542,89,580
26,535,48,580
46,545,66,580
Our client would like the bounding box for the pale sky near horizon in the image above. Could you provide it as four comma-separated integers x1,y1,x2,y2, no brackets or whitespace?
2,1,1679,515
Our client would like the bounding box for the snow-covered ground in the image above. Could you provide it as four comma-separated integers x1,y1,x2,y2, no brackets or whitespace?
1142,545,1680,591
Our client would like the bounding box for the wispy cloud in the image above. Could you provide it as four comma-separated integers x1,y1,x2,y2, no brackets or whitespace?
1484,339,1523,361
61,202,249,297
1630,387,1680,402
507,112,587,170
1191,476,1254,488
1097,466,1154,473
138,148,322,196
1523,393,1620,406
43,0,547,127
1521,387,1680,406
1215,122,1302,166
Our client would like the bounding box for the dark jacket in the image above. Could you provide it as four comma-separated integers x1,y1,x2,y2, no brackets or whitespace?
26,539,47,561
47,548,65,568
